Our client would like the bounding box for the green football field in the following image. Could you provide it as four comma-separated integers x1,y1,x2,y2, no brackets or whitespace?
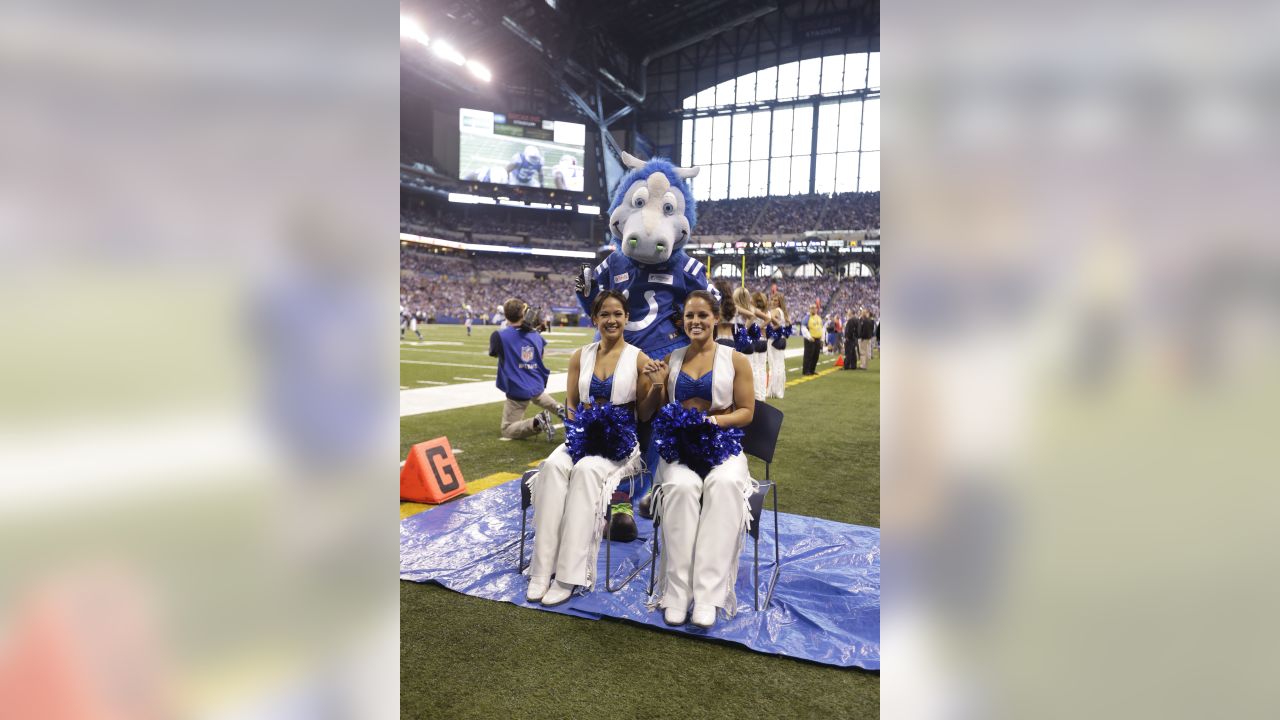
399,324,839,389
401,324,879,718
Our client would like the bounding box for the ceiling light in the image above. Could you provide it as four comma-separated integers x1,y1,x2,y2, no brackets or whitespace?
399,16,429,46
466,60,492,82
432,40,466,66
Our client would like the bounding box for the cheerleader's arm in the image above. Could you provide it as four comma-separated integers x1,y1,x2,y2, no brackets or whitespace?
636,352,669,422
711,353,757,429
565,349,582,421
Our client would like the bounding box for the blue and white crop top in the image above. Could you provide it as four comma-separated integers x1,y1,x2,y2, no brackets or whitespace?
675,369,713,403
588,374,614,402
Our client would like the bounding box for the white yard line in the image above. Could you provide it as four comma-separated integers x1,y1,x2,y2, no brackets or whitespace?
452,376,487,382
401,372,570,417
400,346,809,417
399,341,465,346
401,360,498,370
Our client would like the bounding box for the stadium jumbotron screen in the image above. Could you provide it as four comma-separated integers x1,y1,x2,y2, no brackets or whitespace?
458,108,586,192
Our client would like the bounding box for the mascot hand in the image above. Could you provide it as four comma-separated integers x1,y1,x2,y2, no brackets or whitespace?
574,264,594,295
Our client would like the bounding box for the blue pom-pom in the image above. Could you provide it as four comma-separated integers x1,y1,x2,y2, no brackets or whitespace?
651,402,744,478
564,403,637,463
733,327,753,354
747,324,761,341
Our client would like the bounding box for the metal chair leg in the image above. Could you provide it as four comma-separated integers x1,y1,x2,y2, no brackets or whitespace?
519,509,530,572
763,481,781,610
603,501,653,593
753,532,761,611
647,517,661,597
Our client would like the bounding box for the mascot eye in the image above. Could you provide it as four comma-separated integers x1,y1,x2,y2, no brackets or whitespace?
633,196,646,208
663,202,675,215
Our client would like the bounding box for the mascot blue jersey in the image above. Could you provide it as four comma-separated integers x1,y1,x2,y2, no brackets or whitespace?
580,250,709,360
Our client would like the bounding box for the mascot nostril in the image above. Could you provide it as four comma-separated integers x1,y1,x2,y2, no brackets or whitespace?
574,150,709,526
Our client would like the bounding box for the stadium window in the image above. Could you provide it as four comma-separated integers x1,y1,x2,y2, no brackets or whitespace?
818,102,839,150
693,117,712,165
755,66,777,102
729,161,749,199
711,115,731,164
770,158,791,196
750,111,771,159
792,105,814,157
861,98,880,152
845,261,873,277
795,263,823,277
756,263,778,277
713,263,741,278
777,61,799,101
716,78,736,106
771,108,793,158
710,163,729,200
789,155,811,195
748,159,769,197
858,151,880,192
681,119,693,166
731,114,751,162
835,151,858,192
814,153,837,195
798,58,821,98
737,71,757,104
838,100,860,153
678,51,879,198
821,55,844,95
844,53,868,91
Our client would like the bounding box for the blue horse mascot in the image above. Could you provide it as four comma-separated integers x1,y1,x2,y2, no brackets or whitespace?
575,151,712,540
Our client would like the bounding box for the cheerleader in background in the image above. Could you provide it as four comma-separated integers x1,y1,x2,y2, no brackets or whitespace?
712,280,738,348
525,291,668,606
766,292,790,398
732,287,770,402
650,290,756,629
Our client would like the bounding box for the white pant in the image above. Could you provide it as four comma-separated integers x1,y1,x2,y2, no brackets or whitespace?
653,453,752,613
749,351,767,402
766,344,786,398
528,444,635,588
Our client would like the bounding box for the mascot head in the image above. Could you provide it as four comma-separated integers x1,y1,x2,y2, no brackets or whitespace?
607,151,699,266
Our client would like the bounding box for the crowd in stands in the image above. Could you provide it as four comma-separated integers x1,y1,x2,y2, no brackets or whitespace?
694,191,880,236
400,245,879,324
821,191,880,232
401,203,587,243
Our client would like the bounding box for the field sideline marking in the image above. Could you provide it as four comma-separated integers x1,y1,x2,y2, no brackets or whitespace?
400,470,521,519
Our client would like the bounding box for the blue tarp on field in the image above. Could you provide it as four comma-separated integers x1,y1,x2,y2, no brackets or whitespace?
400,478,879,670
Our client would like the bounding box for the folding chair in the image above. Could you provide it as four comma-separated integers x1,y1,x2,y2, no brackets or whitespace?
647,400,785,611
517,464,651,590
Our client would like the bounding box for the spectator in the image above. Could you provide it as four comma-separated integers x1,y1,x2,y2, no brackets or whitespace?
856,309,877,370
801,303,823,376
843,308,860,370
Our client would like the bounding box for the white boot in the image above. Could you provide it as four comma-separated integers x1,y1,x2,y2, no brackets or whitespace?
690,603,716,629
540,579,575,606
664,605,688,626
526,576,550,602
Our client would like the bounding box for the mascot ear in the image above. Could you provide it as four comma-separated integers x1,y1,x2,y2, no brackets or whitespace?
673,165,701,179
620,151,647,170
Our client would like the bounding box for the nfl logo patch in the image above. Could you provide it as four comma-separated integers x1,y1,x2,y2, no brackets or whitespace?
521,345,534,362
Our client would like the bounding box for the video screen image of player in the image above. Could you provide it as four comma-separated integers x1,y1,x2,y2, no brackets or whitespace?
459,108,585,191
